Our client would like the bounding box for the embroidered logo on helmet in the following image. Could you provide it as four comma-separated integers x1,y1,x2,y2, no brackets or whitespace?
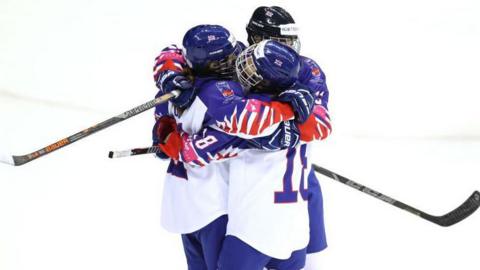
207,35,217,42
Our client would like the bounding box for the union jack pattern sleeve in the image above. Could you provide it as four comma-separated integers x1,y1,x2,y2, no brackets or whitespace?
197,79,296,139
176,126,246,167
175,120,301,167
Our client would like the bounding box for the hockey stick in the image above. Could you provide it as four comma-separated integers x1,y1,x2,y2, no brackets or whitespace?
106,147,480,226
108,146,161,159
0,91,179,166
312,164,480,227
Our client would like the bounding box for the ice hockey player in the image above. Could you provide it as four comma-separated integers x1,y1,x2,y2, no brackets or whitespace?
153,7,332,266
157,38,330,270
244,6,331,270
152,25,316,270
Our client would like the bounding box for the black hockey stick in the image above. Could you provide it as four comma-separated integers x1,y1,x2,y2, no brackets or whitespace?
312,164,480,227
0,91,178,166
106,148,480,226
108,146,161,159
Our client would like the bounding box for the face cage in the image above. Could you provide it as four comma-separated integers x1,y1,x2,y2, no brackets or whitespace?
250,34,301,53
235,44,264,92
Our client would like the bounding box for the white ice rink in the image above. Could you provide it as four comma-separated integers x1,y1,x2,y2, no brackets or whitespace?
1,0,479,269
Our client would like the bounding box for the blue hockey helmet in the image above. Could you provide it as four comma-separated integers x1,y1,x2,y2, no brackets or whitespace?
236,40,300,94
182,24,242,78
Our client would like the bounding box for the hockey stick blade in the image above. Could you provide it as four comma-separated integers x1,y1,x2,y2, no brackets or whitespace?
312,164,480,227
427,190,480,227
1,91,179,166
108,146,161,158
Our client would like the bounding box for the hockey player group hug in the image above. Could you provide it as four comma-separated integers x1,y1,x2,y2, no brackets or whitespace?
150,6,331,270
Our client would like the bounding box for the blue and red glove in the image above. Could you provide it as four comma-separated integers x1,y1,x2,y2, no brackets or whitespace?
157,71,196,109
153,45,186,80
153,45,196,110
277,85,315,124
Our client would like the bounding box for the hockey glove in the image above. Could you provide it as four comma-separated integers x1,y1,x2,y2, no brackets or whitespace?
156,71,196,110
155,116,182,161
277,88,315,124
151,118,169,159
153,44,186,81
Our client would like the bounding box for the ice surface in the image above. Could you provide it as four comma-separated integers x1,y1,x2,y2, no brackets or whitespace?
0,152,14,165
1,94,478,270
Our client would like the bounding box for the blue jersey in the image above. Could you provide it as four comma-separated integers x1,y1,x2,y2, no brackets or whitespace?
295,56,331,141
151,45,332,166
153,55,332,167
299,56,329,107
155,77,301,167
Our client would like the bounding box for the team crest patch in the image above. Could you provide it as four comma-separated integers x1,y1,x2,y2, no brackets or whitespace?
222,89,234,97
312,68,320,76
215,81,237,101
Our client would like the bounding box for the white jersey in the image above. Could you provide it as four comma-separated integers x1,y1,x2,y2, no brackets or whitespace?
159,78,296,234
160,99,229,234
226,144,310,259
160,94,310,257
